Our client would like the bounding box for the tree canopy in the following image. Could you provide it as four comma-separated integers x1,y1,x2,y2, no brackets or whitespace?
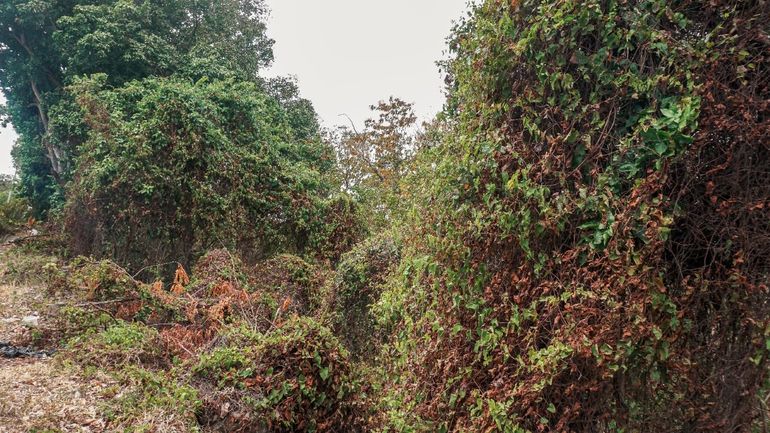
0,0,276,214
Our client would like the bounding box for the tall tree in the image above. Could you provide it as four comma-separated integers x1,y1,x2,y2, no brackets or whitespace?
334,97,417,194
0,0,275,213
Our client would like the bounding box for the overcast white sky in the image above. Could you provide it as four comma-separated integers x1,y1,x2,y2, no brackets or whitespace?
0,0,469,175
0,94,15,175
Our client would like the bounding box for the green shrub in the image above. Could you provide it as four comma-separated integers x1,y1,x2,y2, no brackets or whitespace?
0,176,30,237
101,366,201,433
67,321,167,369
329,235,400,360
250,254,327,317
64,75,335,272
57,306,116,340
48,257,186,330
0,243,59,287
194,317,362,432
308,193,368,264
50,257,140,302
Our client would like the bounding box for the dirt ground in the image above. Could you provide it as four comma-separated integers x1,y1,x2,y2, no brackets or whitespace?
0,358,115,432
0,236,115,433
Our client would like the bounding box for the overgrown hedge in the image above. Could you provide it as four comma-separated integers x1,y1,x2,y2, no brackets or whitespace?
194,317,362,432
379,0,770,431
65,75,336,271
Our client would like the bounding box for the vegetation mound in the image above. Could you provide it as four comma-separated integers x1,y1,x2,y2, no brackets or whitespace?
64,77,335,271
67,321,167,369
194,317,361,432
250,254,327,318
191,248,250,296
329,235,400,360
378,1,770,431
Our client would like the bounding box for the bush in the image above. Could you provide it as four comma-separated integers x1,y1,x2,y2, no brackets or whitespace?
190,248,251,296
50,258,140,302
64,75,335,272
0,176,30,237
329,235,400,360
308,194,368,264
380,0,770,431
49,257,189,329
67,321,167,369
101,366,201,433
194,317,362,432
249,254,327,318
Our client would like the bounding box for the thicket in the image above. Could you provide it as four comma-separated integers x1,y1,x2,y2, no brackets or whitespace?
64,75,335,270
0,0,277,214
377,0,770,431
329,235,400,360
0,0,350,270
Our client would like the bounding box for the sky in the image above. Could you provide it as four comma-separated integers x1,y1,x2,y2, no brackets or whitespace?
0,0,470,175
263,0,469,128
0,95,16,175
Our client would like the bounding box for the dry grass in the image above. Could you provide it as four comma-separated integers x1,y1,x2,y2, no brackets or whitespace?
0,359,115,432
0,237,116,432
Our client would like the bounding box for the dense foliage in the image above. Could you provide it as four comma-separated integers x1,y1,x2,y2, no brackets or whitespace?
65,75,334,270
195,317,362,432
329,235,400,360
0,0,275,214
378,0,770,431
2,0,768,432
0,175,29,237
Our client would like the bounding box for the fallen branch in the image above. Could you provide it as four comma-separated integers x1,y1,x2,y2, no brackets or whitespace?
1,233,48,247
50,298,138,307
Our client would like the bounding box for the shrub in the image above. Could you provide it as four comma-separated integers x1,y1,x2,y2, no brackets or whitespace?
194,317,362,432
250,254,327,318
64,75,335,272
67,321,167,369
49,257,189,329
50,257,140,302
101,366,201,433
329,235,400,360
190,248,251,296
380,0,770,431
0,175,30,237
308,193,368,264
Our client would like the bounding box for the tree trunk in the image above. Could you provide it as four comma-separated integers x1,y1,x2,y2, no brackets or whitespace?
29,79,64,180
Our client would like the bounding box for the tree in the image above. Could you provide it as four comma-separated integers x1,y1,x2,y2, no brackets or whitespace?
0,0,275,214
332,97,418,222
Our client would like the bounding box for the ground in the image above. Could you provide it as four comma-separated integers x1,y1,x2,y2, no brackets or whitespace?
0,234,115,432
0,359,114,432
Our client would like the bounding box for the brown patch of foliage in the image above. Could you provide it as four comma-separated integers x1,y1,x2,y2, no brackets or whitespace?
50,251,276,359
